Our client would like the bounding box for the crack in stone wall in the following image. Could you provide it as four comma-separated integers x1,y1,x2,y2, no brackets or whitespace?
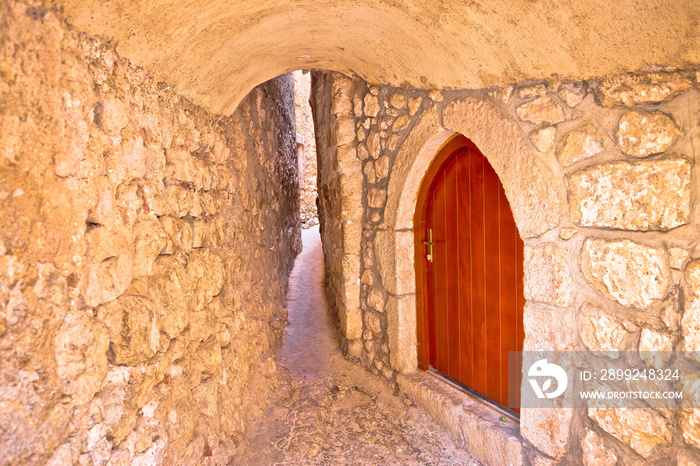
313,69,700,464
0,2,300,464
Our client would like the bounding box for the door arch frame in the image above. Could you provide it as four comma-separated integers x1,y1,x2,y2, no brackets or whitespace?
378,98,569,464
382,98,564,375
412,134,479,370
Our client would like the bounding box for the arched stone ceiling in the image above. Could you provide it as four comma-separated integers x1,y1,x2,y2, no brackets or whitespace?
49,0,699,115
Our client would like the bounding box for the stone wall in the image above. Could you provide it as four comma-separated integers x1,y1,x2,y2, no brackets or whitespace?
0,3,300,464
312,69,700,463
293,71,318,226
311,73,364,357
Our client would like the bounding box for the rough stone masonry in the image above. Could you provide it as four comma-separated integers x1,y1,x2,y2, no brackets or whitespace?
312,69,700,464
0,3,300,464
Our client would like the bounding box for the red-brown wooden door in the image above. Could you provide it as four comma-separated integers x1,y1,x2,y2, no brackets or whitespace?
418,137,524,411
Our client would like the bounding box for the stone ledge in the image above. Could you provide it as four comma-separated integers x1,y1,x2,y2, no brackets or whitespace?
397,372,526,465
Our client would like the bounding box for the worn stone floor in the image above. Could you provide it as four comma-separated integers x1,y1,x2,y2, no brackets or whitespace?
231,226,480,465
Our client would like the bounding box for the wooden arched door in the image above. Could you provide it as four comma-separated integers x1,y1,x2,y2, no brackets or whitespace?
414,135,524,412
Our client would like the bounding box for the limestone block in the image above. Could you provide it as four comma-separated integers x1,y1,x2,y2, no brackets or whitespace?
86,226,131,263
189,307,215,344
617,111,680,158
141,181,169,217
520,408,573,459
102,294,159,365
342,254,360,286
556,123,604,167
559,227,578,240
588,408,671,457
164,184,194,218
530,125,556,153
579,305,631,352
582,239,669,307
581,429,617,466
367,132,381,159
331,91,354,117
334,115,356,146
84,252,134,307
166,147,196,183
682,261,700,356
558,83,586,107
337,143,360,176
197,338,223,376
568,158,691,231
375,229,415,296
346,339,363,358
639,328,673,353
160,217,193,253
389,94,406,109
669,247,690,270
367,187,387,209
518,84,547,98
98,98,129,135
191,219,210,248
516,95,565,125
357,144,370,161
386,294,417,373
523,304,576,351
392,114,410,132
374,155,390,179
523,243,572,306
54,313,110,404
363,160,377,184
133,215,168,278
364,94,380,117
488,86,513,103
367,287,385,312
186,250,224,312
124,135,151,179
681,409,700,448
364,310,382,334
428,90,443,102
148,256,190,339
597,72,694,107
408,97,422,115
344,305,363,340
687,261,700,297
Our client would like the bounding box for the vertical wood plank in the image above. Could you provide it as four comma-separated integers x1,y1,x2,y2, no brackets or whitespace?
444,154,461,378
468,149,487,395
432,171,449,374
483,157,502,402
457,151,473,386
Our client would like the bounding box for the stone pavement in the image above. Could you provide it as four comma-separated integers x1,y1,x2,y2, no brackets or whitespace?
231,226,481,465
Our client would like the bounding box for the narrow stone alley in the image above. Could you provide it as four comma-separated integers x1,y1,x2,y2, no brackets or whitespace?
231,227,481,465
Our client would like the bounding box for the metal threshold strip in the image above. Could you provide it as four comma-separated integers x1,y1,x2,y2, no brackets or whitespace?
427,368,520,424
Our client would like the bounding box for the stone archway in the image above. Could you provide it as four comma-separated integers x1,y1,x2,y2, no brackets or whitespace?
384,98,565,375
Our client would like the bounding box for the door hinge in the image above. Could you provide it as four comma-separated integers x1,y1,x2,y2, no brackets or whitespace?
423,228,435,263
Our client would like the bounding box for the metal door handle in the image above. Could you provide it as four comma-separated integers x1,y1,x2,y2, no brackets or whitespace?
424,228,435,263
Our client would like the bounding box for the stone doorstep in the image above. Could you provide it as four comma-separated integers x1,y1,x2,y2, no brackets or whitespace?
397,372,526,465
